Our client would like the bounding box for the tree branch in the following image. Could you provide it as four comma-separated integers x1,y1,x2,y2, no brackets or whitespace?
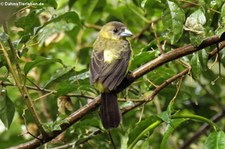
9,35,224,149
2,22,48,138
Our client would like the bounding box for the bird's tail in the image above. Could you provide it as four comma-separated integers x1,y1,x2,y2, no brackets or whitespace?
101,92,121,129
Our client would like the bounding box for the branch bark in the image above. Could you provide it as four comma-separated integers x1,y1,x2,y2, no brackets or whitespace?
9,35,224,149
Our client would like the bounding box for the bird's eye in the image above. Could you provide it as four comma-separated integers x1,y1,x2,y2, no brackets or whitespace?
113,28,119,33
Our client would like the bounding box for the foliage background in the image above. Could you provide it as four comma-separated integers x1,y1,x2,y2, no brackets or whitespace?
0,0,225,148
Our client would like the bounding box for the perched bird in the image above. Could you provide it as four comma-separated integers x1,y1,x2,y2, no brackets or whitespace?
90,21,133,129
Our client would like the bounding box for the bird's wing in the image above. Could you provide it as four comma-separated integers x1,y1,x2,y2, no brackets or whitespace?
90,50,104,84
90,47,131,91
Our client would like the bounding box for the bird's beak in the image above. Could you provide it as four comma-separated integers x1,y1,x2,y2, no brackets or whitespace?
120,28,133,37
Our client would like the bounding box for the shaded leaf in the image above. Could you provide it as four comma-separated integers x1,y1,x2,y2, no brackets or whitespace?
216,3,225,38
198,49,208,71
44,66,75,88
0,90,15,129
15,10,40,37
128,115,162,148
143,0,164,16
191,53,202,80
131,51,158,70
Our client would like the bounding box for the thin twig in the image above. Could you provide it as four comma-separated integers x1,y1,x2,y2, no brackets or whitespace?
108,130,117,149
85,23,102,30
2,82,94,99
2,23,49,137
21,110,42,141
151,23,164,54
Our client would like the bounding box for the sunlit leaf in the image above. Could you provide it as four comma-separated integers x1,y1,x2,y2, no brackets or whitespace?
24,55,65,75
184,9,206,46
36,11,81,34
160,118,187,149
162,0,185,44
205,131,225,149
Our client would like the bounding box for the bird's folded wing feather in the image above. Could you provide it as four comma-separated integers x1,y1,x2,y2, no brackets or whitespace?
90,49,130,91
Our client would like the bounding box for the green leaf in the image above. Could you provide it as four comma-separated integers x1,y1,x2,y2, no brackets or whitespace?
44,66,76,88
143,0,163,16
24,55,65,75
191,53,202,80
205,131,225,149
184,9,206,46
36,11,81,34
44,0,58,9
15,10,40,37
216,3,225,38
43,117,69,132
81,0,99,21
162,0,185,44
198,49,208,71
0,33,9,43
160,118,187,149
157,111,171,124
128,115,162,149
131,51,158,70
0,90,15,129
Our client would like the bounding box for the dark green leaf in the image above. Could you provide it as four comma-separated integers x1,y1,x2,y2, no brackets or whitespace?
198,49,208,71
191,53,202,80
24,56,65,75
131,51,158,70
128,115,162,148
205,131,225,149
0,90,15,129
143,0,164,16
68,0,77,9
44,66,75,88
162,0,185,44
15,10,40,36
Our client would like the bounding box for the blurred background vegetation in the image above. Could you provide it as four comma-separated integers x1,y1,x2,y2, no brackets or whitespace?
0,0,225,148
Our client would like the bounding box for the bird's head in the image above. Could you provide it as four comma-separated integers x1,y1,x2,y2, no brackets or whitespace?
99,21,133,40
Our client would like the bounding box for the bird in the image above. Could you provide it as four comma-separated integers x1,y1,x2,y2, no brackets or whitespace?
89,21,133,129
